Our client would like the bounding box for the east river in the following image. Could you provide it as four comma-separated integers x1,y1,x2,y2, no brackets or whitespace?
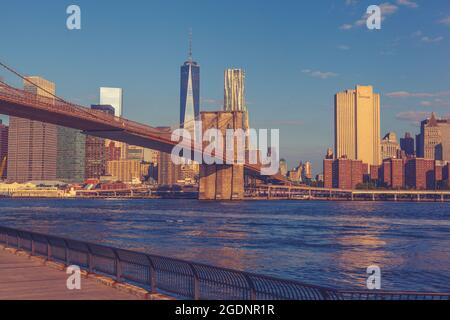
0,199,449,292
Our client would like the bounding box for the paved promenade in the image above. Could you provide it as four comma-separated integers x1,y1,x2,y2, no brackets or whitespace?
0,249,142,300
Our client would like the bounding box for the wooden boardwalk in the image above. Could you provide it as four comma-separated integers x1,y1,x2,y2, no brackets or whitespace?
0,249,142,300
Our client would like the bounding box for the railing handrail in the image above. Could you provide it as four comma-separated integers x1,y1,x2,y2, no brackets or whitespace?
0,225,449,300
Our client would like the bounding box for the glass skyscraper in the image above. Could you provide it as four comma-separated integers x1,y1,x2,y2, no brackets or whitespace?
180,41,200,136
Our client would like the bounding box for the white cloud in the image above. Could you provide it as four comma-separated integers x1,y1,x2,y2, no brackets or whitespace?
396,0,418,8
439,16,450,26
302,69,338,79
386,91,450,98
396,111,430,122
337,44,350,50
345,0,359,5
421,36,444,43
339,24,353,30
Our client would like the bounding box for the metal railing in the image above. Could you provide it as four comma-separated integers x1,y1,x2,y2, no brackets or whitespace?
0,226,448,300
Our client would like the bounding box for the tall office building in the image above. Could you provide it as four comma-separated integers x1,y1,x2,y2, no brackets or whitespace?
335,85,381,167
180,33,200,138
158,150,181,185
380,132,400,160
106,159,146,183
224,69,250,131
416,113,450,161
85,105,115,179
0,120,8,180
279,159,288,176
57,127,86,183
224,69,245,112
400,132,415,157
127,145,145,161
7,77,57,183
100,87,123,117
99,87,127,159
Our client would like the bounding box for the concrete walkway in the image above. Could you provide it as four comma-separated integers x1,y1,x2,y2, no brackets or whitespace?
0,249,142,300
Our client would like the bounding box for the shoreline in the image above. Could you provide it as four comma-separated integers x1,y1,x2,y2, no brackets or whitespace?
0,196,449,203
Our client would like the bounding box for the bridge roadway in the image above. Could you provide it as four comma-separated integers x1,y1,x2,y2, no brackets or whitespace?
0,247,144,300
0,81,286,183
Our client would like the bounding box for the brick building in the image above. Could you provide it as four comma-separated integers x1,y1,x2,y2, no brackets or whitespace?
323,157,364,190
405,158,436,190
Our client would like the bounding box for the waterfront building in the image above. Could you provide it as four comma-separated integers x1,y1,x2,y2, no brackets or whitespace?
405,158,436,190
7,77,57,183
180,33,200,139
127,145,145,161
106,141,121,162
416,113,450,161
106,159,146,183
84,105,115,179
323,159,333,189
57,127,86,183
382,158,404,189
279,159,288,176
158,151,181,185
180,163,199,185
335,85,381,168
400,132,415,157
444,164,450,181
323,157,364,189
302,161,313,180
143,148,159,165
380,132,400,160
85,134,105,179
288,162,304,184
0,120,8,179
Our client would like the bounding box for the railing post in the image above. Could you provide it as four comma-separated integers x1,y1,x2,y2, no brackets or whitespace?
17,233,21,250
31,235,35,256
63,240,70,266
113,249,122,282
145,255,157,294
87,245,93,274
46,238,52,261
188,263,200,300
243,274,257,300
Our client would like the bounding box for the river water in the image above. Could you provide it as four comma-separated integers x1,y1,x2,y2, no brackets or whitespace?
0,199,449,292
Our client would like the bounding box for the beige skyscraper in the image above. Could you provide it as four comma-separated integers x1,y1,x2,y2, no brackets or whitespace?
380,132,400,160
335,85,381,167
7,77,57,182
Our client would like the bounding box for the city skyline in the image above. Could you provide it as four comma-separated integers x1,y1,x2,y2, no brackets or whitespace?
0,1,450,173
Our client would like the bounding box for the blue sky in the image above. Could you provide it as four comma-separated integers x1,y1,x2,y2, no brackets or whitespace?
1,0,450,173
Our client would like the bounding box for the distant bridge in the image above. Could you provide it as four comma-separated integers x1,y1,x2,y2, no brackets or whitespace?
248,185,450,202
0,64,286,200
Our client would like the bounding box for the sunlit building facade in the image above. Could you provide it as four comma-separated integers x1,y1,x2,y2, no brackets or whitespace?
380,132,400,160
7,77,57,182
416,113,450,162
335,85,381,168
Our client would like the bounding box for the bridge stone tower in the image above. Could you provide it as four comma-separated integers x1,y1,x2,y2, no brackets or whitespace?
199,111,245,201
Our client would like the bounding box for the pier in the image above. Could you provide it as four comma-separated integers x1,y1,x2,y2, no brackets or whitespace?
0,226,449,300
0,248,143,300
